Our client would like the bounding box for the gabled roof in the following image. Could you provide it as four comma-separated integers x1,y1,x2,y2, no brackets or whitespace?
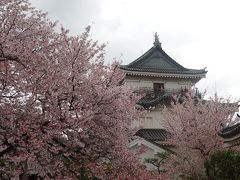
128,138,166,153
120,36,207,78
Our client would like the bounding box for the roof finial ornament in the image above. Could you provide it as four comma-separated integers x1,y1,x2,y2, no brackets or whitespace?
154,32,161,47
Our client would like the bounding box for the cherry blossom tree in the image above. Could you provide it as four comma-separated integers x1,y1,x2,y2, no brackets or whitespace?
0,0,167,179
162,93,238,179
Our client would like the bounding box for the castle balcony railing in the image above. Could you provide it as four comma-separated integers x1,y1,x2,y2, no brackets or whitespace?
135,88,201,108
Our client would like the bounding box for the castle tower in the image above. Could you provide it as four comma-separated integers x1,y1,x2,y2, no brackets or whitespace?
120,34,207,169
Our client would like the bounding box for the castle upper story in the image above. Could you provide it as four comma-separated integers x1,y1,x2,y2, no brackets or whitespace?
120,33,207,108
120,33,207,91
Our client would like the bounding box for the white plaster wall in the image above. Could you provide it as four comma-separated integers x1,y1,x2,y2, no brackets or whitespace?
125,76,194,91
124,80,140,89
124,79,153,89
149,110,165,128
139,81,153,89
132,109,164,129
178,81,192,89
165,82,178,89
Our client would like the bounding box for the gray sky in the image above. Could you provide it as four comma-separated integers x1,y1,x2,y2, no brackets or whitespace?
29,0,240,99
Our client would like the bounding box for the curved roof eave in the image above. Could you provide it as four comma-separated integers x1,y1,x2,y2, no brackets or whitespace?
123,70,207,79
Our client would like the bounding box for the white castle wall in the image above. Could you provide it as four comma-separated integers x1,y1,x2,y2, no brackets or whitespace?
124,76,192,91
125,75,193,129
132,108,165,129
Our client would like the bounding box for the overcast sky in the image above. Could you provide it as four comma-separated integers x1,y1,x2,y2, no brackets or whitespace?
29,0,240,99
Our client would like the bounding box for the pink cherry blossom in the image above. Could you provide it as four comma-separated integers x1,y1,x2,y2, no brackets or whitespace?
162,93,238,179
0,0,167,179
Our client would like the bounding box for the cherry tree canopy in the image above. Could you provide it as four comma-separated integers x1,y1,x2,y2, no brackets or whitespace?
162,94,238,179
0,0,166,179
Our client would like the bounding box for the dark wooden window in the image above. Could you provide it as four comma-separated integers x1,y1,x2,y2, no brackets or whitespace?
153,83,164,92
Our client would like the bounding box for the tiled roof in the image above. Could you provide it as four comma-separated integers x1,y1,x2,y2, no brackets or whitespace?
135,128,170,141
219,123,240,139
120,43,207,77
